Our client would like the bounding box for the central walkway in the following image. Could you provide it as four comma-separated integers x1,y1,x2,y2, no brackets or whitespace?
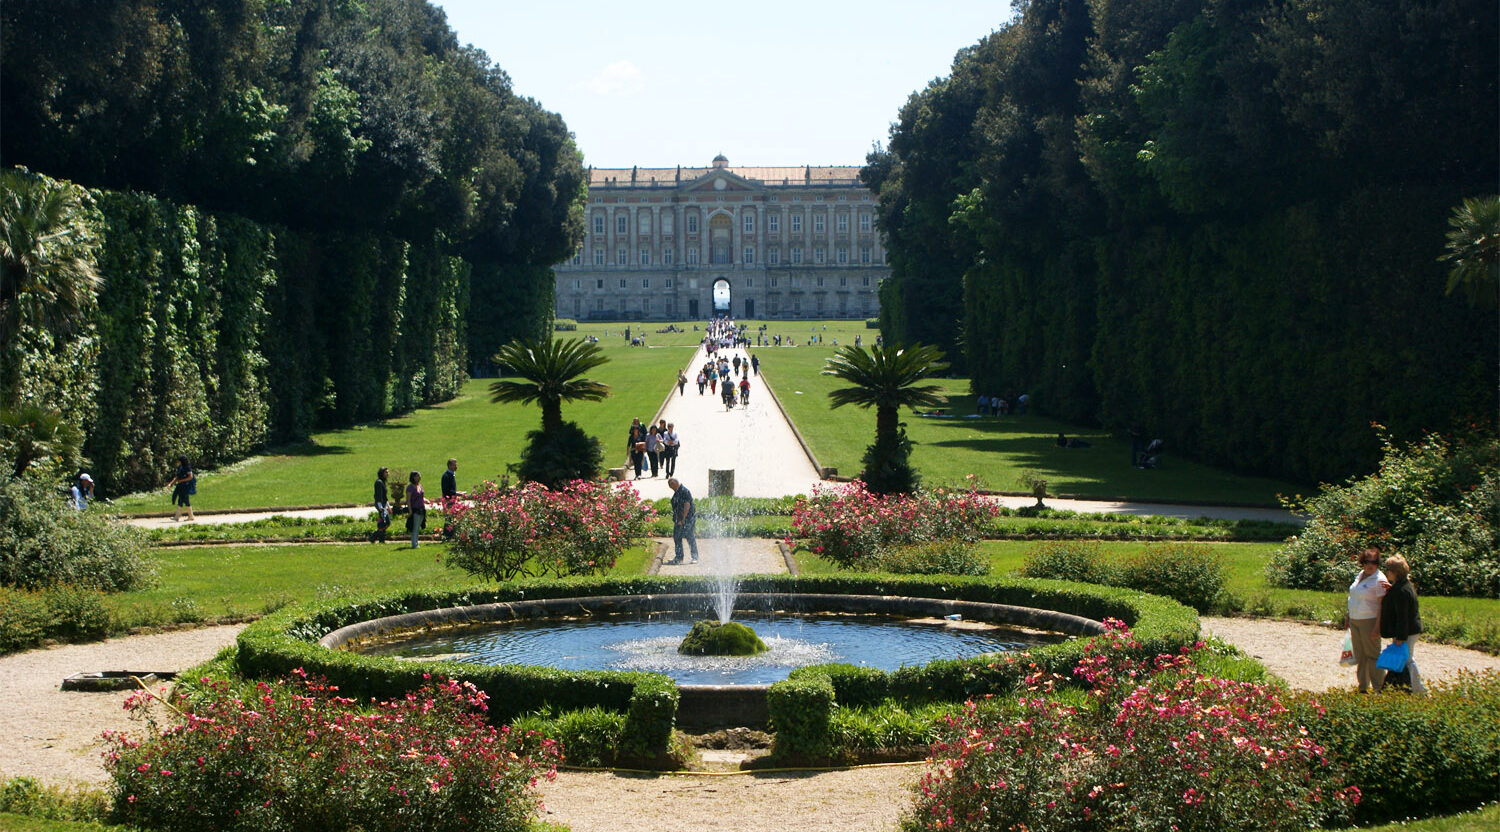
625,344,824,502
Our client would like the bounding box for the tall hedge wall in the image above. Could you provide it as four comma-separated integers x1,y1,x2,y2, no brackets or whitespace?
23,179,475,494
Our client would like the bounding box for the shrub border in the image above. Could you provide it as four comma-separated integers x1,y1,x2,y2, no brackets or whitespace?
235,574,1198,757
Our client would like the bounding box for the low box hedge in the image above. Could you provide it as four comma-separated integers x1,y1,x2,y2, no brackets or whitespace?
235,574,1198,761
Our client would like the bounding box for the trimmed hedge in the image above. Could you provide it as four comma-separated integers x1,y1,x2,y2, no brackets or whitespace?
236,574,1198,761
1293,671,1500,824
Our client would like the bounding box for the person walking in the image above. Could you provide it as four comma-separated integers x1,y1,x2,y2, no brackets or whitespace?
1345,547,1389,692
1379,554,1425,694
721,377,736,410
405,471,425,548
678,370,688,396
663,423,680,476
739,376,750,405
440,458,462,539
627,418,647,479
70,473,93,510
645,425,662,478
168,456,196,522
750,354,759,376
371,467,392,543
708,366,718,395
696,370,707,395
666,478,699,564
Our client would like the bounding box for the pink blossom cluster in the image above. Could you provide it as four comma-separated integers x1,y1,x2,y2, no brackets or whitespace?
789,481,998,568
444,479,656,581
103,670,560,832
910,623,1360,831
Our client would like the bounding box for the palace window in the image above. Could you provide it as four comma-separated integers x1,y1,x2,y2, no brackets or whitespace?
813,214,825,234
571,251,581,265
770,276,779,287
836,214,848,233
839,276,847,287
618,278,627,288
593,215,605,235
836,246,848,264
790,215,802,233
686,246,700,265
746,278,754,287
665,278,674,288
594,249,606,266
790,246,803,264
573,279,581,289
662,213,674,234
641,278,651,288
814,247,826,264
859,213,872,233
860,246,871,264
686,214,699,233
743,213,755,234
816,276,825,287
616,214,628,234
596,278,605,289
768,214,779,233
663,247,674,266
862,275,871,286
638,213,651,233
743,247,755,264
617,248,628,265
768,247,780,265
639,247,650,265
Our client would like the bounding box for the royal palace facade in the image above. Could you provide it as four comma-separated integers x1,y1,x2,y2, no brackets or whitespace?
554,155,888,321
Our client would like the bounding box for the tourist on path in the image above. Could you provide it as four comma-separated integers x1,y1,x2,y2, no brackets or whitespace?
696,370,706,394
751,354,759,376
406,471,425,548
646,426,662,478
722,378,736,410
440,458,462,540
627,418,647,479
739,376,750,405
678,371,688,396
168,456,196,522
663,422,680,477
371,467,391,543
1380,555,1425,694
667,477,699,564
1345,547,1389,692
70,473,93,511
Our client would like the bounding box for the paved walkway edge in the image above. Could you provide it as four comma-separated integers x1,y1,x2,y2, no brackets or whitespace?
757,364,831,479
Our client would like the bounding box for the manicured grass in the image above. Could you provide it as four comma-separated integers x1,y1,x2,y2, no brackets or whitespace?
110,327,704,513
107,318,1296,511
106,540,657,628
757,320,1298,504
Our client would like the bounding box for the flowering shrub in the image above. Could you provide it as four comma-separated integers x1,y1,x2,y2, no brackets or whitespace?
790,482,998,568
104,671,559,832
906,623,1359,832
445,479,656,580
1268,428,1498,598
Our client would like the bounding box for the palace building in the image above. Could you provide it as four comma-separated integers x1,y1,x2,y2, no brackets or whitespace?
554,155,888,321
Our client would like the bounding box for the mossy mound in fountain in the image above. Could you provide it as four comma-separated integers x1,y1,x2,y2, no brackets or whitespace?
678,620,768,656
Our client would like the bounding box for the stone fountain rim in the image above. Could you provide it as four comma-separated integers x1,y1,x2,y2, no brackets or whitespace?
318,591,1105,692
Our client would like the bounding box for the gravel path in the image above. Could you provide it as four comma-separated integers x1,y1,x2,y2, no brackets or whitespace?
0,625,245,787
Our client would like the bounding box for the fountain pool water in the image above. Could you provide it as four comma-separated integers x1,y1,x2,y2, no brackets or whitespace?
357,611,1057,686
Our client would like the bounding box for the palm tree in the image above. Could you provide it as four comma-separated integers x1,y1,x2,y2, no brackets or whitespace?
823,343,948,493
0,403,83,479
1440,195,1499,309
490,336,610,431
0,169,101,404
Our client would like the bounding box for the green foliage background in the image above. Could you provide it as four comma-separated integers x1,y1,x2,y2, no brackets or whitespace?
866,0,1499,484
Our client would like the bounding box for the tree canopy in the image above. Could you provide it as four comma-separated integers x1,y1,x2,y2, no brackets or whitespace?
866,0,1498,483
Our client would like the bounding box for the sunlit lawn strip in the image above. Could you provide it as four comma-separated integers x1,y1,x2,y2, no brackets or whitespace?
105,540,656,629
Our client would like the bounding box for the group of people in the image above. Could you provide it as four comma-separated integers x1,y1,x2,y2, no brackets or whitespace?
369,458,465,548
1345,547,1425,694
627,418,680,480
693,353,755,409
975,391,1028,416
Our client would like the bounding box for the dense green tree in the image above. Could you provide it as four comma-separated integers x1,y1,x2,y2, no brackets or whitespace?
823,343,949,493
490,337,608,486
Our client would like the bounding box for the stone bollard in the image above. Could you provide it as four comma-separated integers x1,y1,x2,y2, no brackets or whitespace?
608,467,627,482
708,468,735,497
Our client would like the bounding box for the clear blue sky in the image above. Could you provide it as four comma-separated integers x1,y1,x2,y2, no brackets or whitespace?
433,1,1015,168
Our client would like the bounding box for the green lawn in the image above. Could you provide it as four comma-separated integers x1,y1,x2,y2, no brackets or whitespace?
106,318,1298,511
106,540,657,629
754,320,1298,504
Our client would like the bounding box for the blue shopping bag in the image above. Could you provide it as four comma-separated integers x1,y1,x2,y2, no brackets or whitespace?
1376,642,1409,673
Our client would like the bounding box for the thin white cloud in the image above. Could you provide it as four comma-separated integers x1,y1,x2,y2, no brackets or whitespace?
576,60,644,96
